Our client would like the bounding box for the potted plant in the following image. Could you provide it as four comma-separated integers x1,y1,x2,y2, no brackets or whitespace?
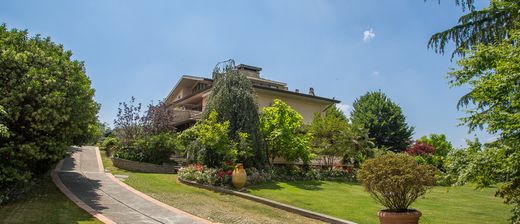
357,153,436,224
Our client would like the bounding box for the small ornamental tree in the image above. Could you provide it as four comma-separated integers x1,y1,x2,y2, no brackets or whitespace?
141,100,177,135
418,134,453,157
260,99,311,166
406,141,435,156
114,97,144,146
309,106,373,168
204,64,264,167
350,91,414,152
357,153,437,212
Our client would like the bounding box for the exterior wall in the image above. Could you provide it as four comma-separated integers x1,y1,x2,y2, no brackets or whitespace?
255,90,331,124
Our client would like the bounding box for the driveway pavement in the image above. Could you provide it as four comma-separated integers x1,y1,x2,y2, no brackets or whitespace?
52,146,212,224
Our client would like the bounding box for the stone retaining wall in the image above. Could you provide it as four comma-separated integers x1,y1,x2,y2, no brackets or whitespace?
111,157,178,174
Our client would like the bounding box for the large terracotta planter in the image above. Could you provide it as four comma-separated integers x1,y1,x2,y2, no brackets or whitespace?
232,163,247,189
378,210,421,224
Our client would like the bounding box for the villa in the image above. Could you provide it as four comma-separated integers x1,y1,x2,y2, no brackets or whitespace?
165,64,340,130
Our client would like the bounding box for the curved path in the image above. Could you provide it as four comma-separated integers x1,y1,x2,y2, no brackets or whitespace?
52,146,212,224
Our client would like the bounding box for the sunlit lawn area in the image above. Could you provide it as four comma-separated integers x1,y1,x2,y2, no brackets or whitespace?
101,150,511,224
100,150,323,224
248,180,512,224
0,173,102,224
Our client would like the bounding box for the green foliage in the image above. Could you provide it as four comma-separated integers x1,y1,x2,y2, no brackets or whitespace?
179,111,237,167
350,91,414,152
0,105,8,138
100,136,120,156
114,133,177,164
357,153,437,212
419,134,453,157
443,139,507,187
309,107,373,168
428,0,520,57
204,67,264,167
260,100,311,166
448,28,520,222
0,24,99,195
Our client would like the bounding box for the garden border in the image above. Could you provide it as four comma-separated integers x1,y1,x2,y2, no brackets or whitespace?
111,157,178,174
178,177,357,224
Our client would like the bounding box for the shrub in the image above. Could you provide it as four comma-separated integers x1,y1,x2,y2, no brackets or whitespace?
113,133,177,164
0,24,99,198
132,133,178,164
100,136,120,157
179,111,236,167
357,153,436,212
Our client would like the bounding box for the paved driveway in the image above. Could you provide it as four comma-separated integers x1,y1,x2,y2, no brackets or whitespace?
53,146,212,224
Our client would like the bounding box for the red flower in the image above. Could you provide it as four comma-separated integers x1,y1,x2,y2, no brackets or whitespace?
226,170,232,176
191,163,203,172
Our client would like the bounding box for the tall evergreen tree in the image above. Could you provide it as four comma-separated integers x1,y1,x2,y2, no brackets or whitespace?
350,91,414,152
428,0,520,57
204,64,264,167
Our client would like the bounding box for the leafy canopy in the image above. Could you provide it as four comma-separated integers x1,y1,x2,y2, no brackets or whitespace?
350,91,414,152
0,24,99,194
260,99,311,166
179,111,237,167
428,0,520,57
309,105,373,168
447,28,520,222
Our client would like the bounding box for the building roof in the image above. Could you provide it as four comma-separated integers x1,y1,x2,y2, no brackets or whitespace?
166,74,340,104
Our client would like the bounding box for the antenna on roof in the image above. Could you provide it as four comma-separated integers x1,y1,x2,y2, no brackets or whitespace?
212,59,236,80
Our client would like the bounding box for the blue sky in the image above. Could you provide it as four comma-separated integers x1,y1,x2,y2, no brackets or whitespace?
0,0,493,147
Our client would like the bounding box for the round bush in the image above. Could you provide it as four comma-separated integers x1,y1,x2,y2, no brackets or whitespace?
357,153,436,212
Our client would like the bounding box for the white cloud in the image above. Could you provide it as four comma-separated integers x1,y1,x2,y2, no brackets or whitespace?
363,28,375,42
371,71,380,77
336,103,352,118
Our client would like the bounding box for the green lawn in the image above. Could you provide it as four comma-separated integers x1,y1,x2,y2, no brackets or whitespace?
248,180,512,224
100,150,323,224
0,173,102,224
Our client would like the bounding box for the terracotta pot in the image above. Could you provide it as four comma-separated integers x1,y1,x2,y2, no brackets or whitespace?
378,210,421,224
232,163,247,189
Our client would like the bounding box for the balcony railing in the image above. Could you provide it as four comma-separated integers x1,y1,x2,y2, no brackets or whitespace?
172,109,202,125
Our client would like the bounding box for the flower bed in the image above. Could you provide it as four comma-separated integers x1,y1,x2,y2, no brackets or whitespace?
178,164,357,187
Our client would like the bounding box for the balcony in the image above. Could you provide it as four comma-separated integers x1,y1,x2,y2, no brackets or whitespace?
172,109,203,126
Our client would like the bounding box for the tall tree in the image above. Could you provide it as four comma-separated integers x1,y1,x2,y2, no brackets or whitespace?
447,28,520,222
0,24,99,196
428,0,520,57
204,62,264,167
350,91,414,152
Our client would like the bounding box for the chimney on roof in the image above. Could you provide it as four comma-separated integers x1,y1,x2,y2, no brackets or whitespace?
237,64,261,78
309,87,315,96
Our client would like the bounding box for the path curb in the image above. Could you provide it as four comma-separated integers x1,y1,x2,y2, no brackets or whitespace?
51,158,116,224
178,177,357,224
